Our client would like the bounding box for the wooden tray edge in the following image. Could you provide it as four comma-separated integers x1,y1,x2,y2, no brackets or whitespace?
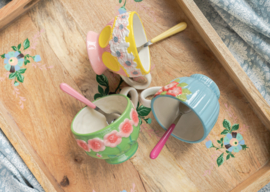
176,0,270,129
0,101,62,192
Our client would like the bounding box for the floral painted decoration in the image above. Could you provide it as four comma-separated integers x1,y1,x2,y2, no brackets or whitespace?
154,81,192,102
1,38,41,86
75,103,140,155
205,119,248,167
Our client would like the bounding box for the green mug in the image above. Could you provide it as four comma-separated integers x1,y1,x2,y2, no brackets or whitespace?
71,87,140,164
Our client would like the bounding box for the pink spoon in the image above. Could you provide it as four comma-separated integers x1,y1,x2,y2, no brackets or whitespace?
150,103,191,159
60,83,120,124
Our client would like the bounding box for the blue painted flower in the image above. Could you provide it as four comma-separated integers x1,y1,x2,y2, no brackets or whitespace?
120,190,127,192
205,140,213,148
34,55,41,62
224,132,245,153
4,51,24,73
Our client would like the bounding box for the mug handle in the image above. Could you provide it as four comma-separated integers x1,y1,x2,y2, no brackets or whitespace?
119,87,138,107
120,73,152,90
140,87,162,108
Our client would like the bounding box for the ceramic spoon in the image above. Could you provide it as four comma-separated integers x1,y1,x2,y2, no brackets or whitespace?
150,103,191,159
137,22,187,53
60,83,120,124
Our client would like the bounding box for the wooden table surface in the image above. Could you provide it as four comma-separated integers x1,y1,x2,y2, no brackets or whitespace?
0,0,270,191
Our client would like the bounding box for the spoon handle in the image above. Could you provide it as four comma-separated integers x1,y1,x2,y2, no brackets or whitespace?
150,123,176,159
60,83,96,109
151,22,187,44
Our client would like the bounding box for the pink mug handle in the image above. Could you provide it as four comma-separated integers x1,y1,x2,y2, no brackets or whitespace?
60,83,96,109
150,124,176,159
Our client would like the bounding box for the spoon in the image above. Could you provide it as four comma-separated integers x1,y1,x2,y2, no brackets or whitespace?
60,83,121,124
137,22,187,53
150,103,191,159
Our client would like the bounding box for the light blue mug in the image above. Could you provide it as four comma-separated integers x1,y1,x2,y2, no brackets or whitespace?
140,74,220,143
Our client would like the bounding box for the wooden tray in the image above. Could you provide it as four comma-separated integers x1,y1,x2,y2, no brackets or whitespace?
0,0,269,191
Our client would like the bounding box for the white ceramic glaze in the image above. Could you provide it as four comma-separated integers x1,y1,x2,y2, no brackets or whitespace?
121,73,152,90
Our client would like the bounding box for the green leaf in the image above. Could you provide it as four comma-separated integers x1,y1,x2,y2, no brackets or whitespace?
96,75,108,87
241,145,248,150
12,46,17,51
9,72,17,79
98,85,104,95
182,88,192,95
17,43,21,51
223,119,231,131
145,118,152,124
139,117,142,125
221,129,229,135
137,105,151,116
105,87,109,95
177,82,188,87
94,93,103,100
231,124,239,131
226,150,229,153
160,91,167,95
24,59,30,65
176,94,187,102
134,0,143,2
217,140,221,144
217,153,224,167
221,138,223,142
16,73,24,83
221,143,223,148
14,81,19,86
23,38,30,50
226,154,230,160
119,0,122,3
230,153,235,158
18,68,26,74
1,54,5,59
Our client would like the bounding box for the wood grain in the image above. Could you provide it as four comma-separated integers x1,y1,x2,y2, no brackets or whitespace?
0,0,269,191
0,0,41,30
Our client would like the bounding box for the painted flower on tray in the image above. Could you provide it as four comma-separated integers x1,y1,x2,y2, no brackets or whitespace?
88,138,105,152
205,140,213,148
96,153,102,158
76,140,91,152
130,108,139,126
224,132,245,153
104,130,122,148
118,119,133,137
4,51,24,73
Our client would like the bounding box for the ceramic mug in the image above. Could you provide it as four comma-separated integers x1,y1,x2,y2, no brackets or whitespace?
71,87,140,164
140,74,220,143
86,11,151,89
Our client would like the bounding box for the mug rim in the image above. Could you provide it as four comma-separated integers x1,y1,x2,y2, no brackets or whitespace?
151,94,208,143
71,94,131,137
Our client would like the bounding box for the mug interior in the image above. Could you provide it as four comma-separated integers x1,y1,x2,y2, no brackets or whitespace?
153,97,204,142
73,95,128,134
133,14,150,72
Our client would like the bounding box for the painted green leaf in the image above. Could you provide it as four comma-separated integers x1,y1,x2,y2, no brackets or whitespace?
16,73,24,83
18,68,27,74
137,105,151,116
94,93,103,100
226,150,229,153
14,81,19,86
223,119,231,131
231,124,239,131
217,140,221,144
160,91,167,95
24,59,30,65
119,0,122,3
221,143,224,148
221,129,229,135
17,43,21,51
221,138,223,142
105,87,109,95
145,118,152,124
23,38,30,50
182,88,192,95
177,82,188,87
176,94,187,102
12,46,17,51
241,145,248,150
1,54,5,59
98,85,104,95
96,75,108,87
139,117,142,125
226,154,230,160
9,73,17,79
230,153,235,158
217,153,224,167
134,0,143,2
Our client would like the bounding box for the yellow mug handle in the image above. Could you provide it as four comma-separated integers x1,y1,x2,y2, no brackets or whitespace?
151,22,187,44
